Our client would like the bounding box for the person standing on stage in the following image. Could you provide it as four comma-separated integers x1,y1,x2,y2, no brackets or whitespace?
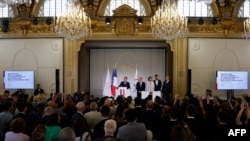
154,74,162,91
146,76,154,94
34,84,45,96
119,76,131,89
162,75,172,101
136,77,146,98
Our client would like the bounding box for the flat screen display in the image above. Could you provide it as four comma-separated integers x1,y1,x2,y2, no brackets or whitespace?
216,71,248,90
3,70,35,89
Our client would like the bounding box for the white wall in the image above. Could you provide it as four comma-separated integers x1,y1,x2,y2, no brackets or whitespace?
188,38,250,99
90,49,165,98
0,38,64,96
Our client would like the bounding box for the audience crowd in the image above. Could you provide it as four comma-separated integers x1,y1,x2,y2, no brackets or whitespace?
0,89,250,141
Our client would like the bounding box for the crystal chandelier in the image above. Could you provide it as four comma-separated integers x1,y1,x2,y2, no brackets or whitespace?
54,2,92,40
243,17,250,39
0,0,37,8
151,0,188,41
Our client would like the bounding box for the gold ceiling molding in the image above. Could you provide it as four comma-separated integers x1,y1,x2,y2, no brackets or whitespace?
97,0,152,16
0,0,248,38
113,4,138,35
0,1,53,35
187,17,244,36
4,18,54,35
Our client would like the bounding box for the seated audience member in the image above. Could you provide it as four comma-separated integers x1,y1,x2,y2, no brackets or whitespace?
95,119,117,141
84,102,102,130
171,121,195,141
211,111,230,141
116,108,147,141
31,124,46,141
103,98,115,117
58,127,76,141
4,117,30,141
71,102,89,131
62,96,77,127
34,103,45,119
92,106,110,140
185,104,203,140
114,104,128,131
159,107,179,141
38,106,54,124
126,96,134,109
72,113,91,141
33,93,47,105
203,89,217,128
142,100,161,140
12,102,34,136
45,113,62,141
134,97,143,123
0,102,13,141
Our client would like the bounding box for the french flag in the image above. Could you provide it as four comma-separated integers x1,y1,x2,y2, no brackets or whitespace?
111,68,118,96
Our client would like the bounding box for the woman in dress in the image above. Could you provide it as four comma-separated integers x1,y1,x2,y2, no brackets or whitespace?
146,76,154,94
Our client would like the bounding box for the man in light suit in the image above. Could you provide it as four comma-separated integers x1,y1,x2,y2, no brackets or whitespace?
116,108,147,141
136,77,146,98
119,76,130,89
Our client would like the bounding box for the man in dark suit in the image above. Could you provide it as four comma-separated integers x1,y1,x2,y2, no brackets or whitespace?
136,77,146,98
119,76,130,89
162,75,172,101
92,106,110,140
34,84,45,96
154,74,162,91
116,108,147,141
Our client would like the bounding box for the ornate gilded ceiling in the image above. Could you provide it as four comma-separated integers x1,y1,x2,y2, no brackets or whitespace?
0,0,247,39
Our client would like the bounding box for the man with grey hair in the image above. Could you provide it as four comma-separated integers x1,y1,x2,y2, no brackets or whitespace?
39,106,54,124
95,119,117,141
71,101,85,123
84,102,102,130
58,127,76,141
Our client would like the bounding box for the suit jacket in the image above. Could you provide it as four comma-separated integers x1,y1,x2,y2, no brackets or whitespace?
136,81,146,92
154,80,162,91
119,81,130,89
92,118,109,140
84,110,102,130
162,80,172,95
116,122,147,141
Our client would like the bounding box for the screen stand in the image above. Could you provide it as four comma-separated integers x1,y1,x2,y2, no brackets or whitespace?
226,90,234,100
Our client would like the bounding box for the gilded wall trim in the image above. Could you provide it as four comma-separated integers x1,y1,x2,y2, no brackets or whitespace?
64,39,85,94
169,38,187,97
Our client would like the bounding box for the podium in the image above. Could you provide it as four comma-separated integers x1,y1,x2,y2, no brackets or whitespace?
141,91,161,101
117,87,131,98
